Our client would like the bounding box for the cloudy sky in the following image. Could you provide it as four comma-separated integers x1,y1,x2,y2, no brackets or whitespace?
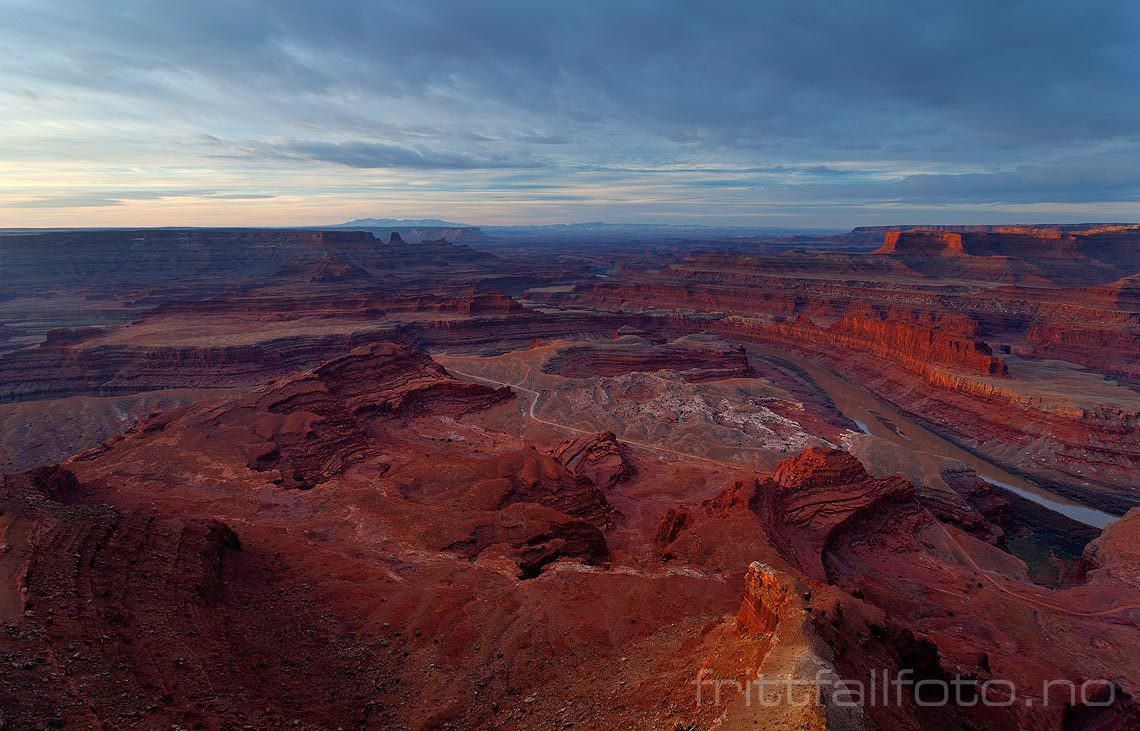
2,0,1140,227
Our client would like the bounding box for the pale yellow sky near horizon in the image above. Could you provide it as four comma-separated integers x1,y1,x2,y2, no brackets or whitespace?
5,190,1140,230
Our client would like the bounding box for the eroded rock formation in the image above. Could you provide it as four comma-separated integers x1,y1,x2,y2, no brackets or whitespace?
542,335,752,380
551,430,636,489
759,448,919,581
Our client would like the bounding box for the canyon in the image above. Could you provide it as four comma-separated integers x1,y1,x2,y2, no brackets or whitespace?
0,224,1137,729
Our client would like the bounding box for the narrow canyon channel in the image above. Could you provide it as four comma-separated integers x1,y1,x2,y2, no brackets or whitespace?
748,346,1119,530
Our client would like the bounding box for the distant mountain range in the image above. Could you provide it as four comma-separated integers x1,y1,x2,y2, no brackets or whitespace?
332,218,841,243
336,217,473,228
480,222,841,240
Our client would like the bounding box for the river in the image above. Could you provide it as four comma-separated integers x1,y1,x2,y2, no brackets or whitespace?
747,346,1118,530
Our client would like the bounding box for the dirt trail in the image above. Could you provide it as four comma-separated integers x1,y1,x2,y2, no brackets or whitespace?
451,364,1140,620
748,347,1117,529
939,523,1140,618
447,366,746,471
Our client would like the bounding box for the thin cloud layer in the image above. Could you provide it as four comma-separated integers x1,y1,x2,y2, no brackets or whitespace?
280,140,544,170
2,0,1139,225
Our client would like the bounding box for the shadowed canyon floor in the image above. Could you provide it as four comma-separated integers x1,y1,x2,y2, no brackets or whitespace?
0,225,1138,729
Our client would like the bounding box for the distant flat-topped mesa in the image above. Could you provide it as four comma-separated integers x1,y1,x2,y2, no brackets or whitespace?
855,222,1140,236
874,230,968,257
329,223,490,244
871,224,1140,266
0,227,496,292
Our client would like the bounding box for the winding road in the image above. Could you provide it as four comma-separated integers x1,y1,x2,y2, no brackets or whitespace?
448,363,1140,620
936,523,1140,618
745,347,1118,529
446,365,747,470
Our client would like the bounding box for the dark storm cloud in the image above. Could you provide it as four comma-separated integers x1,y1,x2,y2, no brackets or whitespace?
3,0,1140,220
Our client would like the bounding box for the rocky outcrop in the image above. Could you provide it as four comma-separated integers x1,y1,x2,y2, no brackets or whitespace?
0,388,221,473
226,343,510,488
874,230,966,256
1026,321,1140,376
0,330,407,403
698,306,1008,380
655,506,692,545
0,300,648,404
0,228,499,298
542,335,752,380
914,465,1010,543
595,310,1136,506
757,448,918,581
720,560,1006,730
42,326,106,345
272,259,373,282
0,466,393,729
717,562,863,731
810,596,1003,731
134,289,528,322
827,305,1007,376
76,343,511,490
940,465,1013,528
394,440,619,577
1079,507,1140,588
450,291,529,316
443,502,610,579
677,443,1140,730
551,431,636,489
873,225,1140,266
733,447,1140,729
735,561,807,634
481,446,619,530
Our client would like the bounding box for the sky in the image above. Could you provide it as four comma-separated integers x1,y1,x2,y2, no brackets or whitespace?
2,0,1140,228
